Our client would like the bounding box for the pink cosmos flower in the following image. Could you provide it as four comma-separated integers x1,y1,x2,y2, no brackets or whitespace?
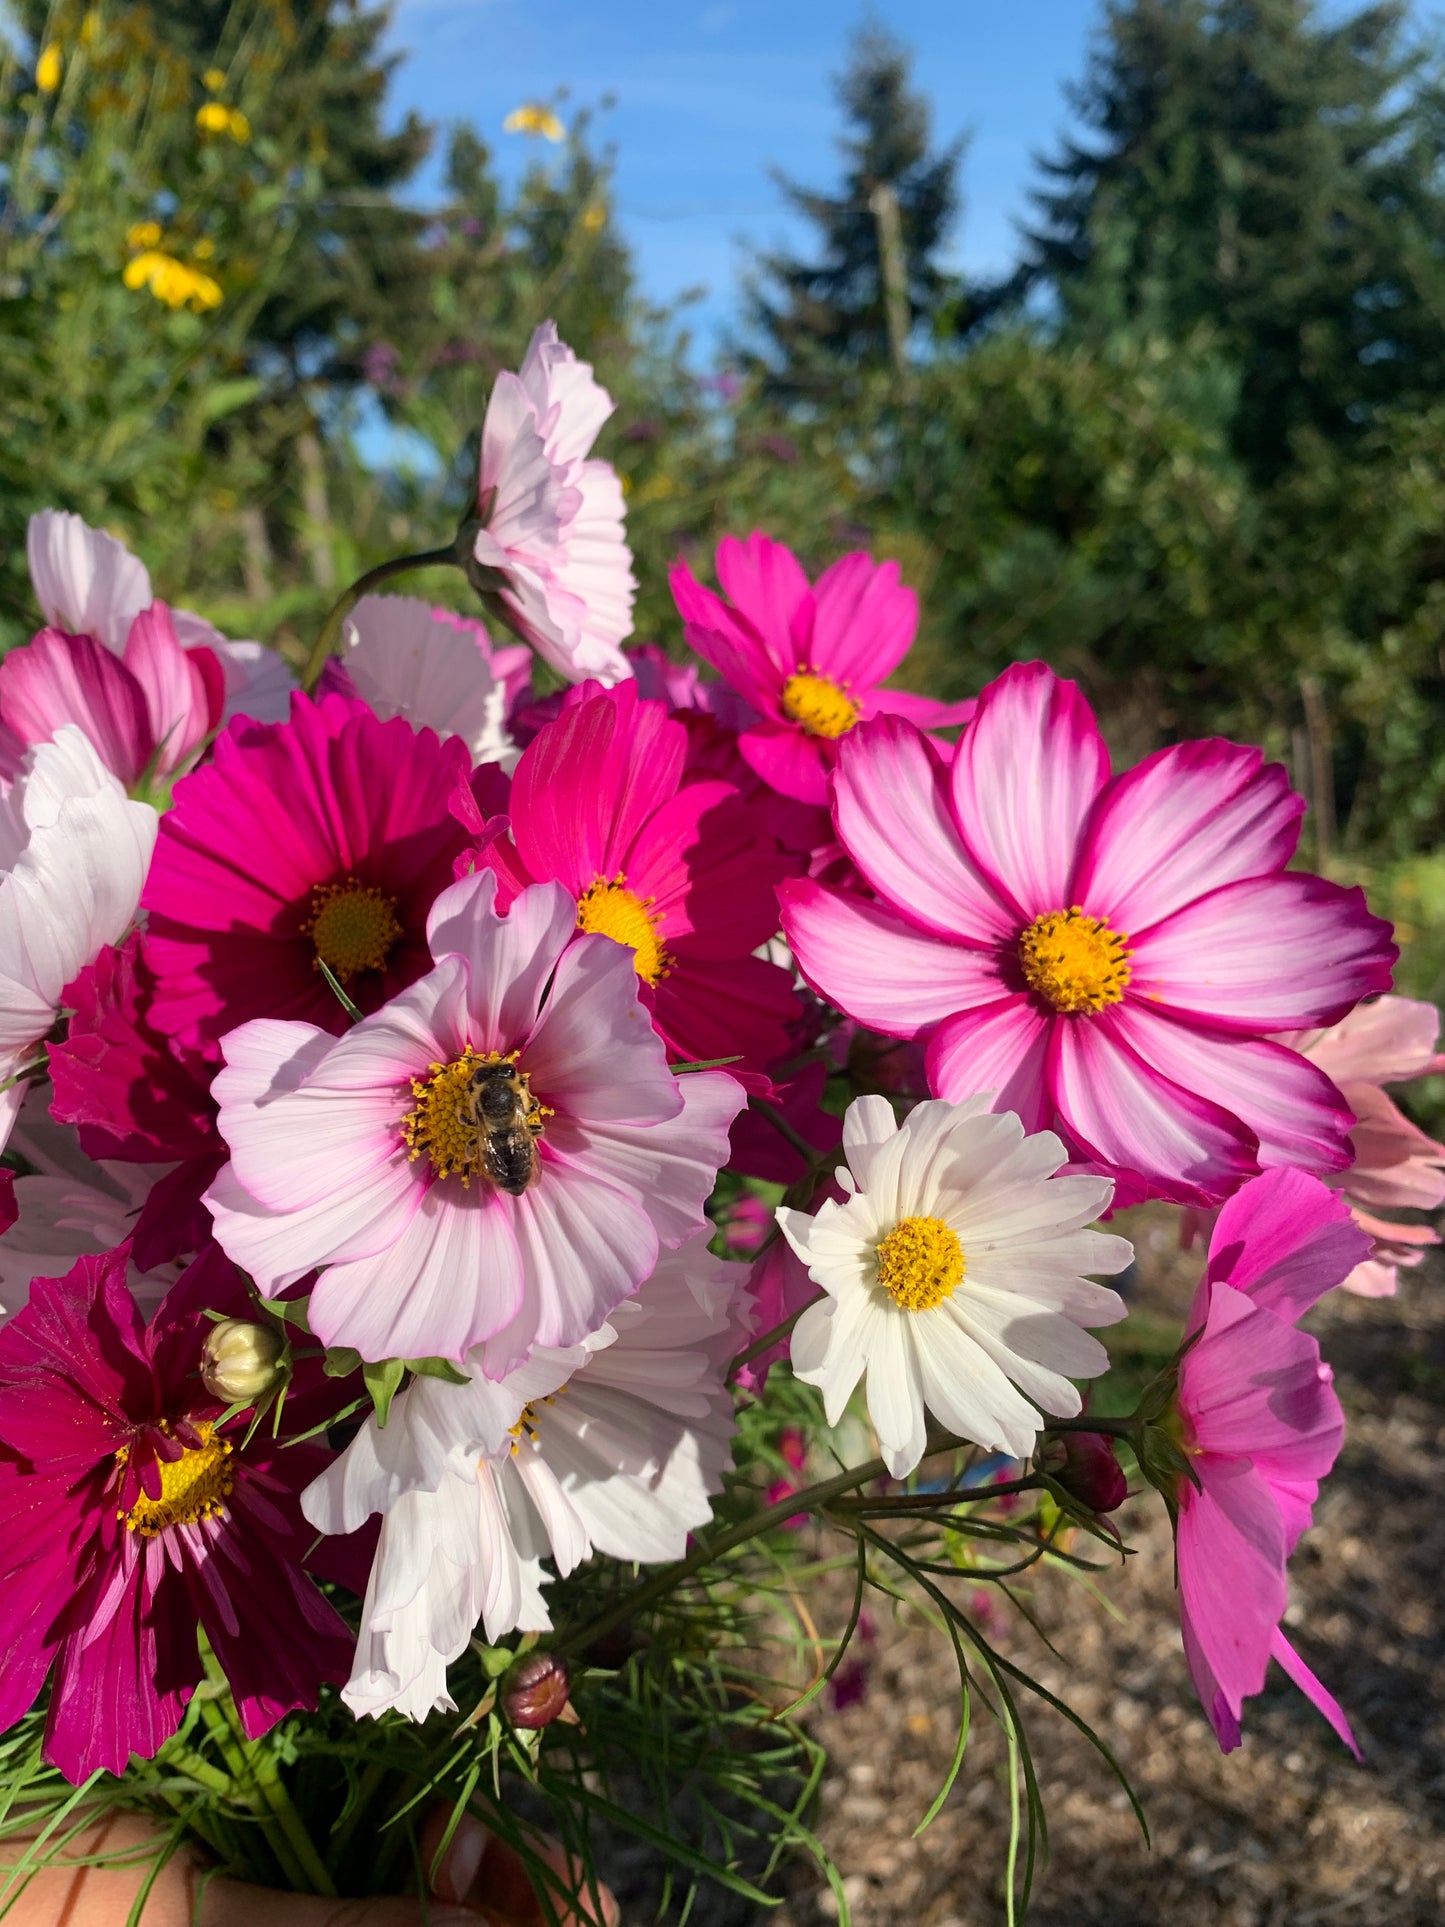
142,693,476,1046
0,1243,356,1782
473,681,802,1068
670,532,974,806
781,662,1397,1206
205,870,745,1372
0,602,224,796
329,594,519,771
48,937,224,1268
1173,1167,1370,1755
26,509,295,726
1286,996,1445,1295
469,321,637,685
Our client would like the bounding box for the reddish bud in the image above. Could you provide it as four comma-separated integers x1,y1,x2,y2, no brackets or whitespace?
1041,1430,1128,1514
501,1650,572,1729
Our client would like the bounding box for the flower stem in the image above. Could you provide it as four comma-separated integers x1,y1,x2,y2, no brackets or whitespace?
1038,1414,1137,1440
300,546,461,693
726,1290,824,1382
747,1095,827,1172
558,1433,973,1659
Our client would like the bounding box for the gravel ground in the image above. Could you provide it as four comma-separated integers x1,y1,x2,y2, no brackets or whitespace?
747,1229,1445,1927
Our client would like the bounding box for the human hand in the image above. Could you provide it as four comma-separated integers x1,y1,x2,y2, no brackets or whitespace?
2,1809,619,1926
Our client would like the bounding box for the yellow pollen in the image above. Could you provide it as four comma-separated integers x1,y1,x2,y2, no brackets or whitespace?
781,671,860,740
507,1390,562,1455
400,1046,551,1188
1019,906,1132,1015
303,876,402,982
120,1424,234,1537
576,875,670,984
875,1216,965,1312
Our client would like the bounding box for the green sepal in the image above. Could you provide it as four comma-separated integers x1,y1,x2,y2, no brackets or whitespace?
364,1356,406,1427
260,1295,313,1336
324,1345,363,1378
403,1354,471,1385
316,956,363,1024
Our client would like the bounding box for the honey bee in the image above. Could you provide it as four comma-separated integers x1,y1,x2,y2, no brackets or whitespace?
459,1056,546,1196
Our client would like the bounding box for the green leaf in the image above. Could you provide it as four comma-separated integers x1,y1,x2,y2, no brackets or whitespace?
364,1357,406,1428
323,1346,363,1379
316,958,363,1024
402,1354,471,1384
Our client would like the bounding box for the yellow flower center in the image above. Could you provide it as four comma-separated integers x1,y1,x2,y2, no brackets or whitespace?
576,876,670,984
875,1216,965,1312
507,1389,564,1455
781,671,860,740
1019,906,1132,1015
120,1424,234,1537
303,876,403,983
401,1046,550,1188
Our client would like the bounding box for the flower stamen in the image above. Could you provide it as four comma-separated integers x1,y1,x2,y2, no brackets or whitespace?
576,874,670,983
121,1423,234,1536
401,1046,551,1189
1019,906,1132,1014
876,1216,964,1312
781,671,859,740
302,876,402,982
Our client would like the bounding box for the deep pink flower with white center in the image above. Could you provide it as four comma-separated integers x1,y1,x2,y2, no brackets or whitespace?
470,321,637,685
780,662,1397,1207
0,1243,357,1783
474,680,802,1069
142,693,476,1047
205,871,745,1373
0,602,224,796
670,531,974,806
26,509,295,725
1173,1168,1370,1755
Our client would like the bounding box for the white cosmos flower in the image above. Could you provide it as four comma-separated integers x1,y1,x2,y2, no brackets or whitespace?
777,1095,1131,1477
340,594,517,769
0,728,157,1151
302,1233,740,1719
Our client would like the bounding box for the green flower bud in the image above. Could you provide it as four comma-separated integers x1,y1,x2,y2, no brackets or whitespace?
201,1319,289,1404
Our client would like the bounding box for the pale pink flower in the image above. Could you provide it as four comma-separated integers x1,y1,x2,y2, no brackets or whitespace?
0,729,156,1151
205,871,743,1372
336,594,517,769
469,322,637,685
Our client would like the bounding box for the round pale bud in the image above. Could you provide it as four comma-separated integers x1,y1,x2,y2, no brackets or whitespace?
501,1651,571,1730
201,1319,289,1404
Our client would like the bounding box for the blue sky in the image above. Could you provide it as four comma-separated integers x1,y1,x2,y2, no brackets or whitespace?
384,1,1103,355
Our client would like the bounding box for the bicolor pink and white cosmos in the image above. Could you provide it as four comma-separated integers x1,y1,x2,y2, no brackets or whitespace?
471,322,637,685
302,1234,739,1718
205,871,743,1372
0,729,156,1152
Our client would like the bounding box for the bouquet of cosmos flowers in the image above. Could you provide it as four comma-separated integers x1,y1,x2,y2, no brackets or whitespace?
0,320,1436,1923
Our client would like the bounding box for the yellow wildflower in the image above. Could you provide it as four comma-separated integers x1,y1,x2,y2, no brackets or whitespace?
80,11,100,45
195,100,231,135
194,237,215,260
36,43,62,93
503,102,565,142
226,107,250,142
122,249,222,313
126,221,163,251
203,67,226,92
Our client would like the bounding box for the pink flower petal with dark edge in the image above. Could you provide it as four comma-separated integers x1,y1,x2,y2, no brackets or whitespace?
807,551,916,688
924,996,1055,1134
1128,874,1396,1033
1207,1167,1373,1325
1269,1628,1361,1758
738,720,831,805
832,716,1018,944
0,628,151,786
1110,1002,1355,1176
125,601,224,777
780,879,1005,1038
1048,1009,1258,1205
949,661,1110,921
1176,1457,1286,1726
1072,738,1304,932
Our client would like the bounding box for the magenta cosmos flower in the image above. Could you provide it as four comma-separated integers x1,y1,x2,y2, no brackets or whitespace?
670,532,974,806
205,871,744,1373
1172,1167,1369,1755
142,692,476,1046
0,1243,356,1783
475,681,801,1068
781,662,1397,1206
469,321,637,685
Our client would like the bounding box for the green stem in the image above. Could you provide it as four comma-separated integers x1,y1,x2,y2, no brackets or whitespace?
827,1475,1043,1514
747,1095,827,1172
300,545,459,693
726,1289,823,1381
1038,1414,1137,1441
558,1432,972,1659
191,1691,309,1892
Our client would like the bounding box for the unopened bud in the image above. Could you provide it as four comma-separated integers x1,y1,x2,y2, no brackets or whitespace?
201,1319,289,1404
501,1650,571,1729
1040,1430,1128,1514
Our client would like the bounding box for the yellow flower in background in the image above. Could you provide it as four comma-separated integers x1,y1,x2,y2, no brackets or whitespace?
123,249,222,313
194,237,215,260
227,107,251,142
36,43,62,93
203,67,226,92
196,100,232,134
126,221,163,251
504,102,565,142
581,202,607,233
79,11,100,45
